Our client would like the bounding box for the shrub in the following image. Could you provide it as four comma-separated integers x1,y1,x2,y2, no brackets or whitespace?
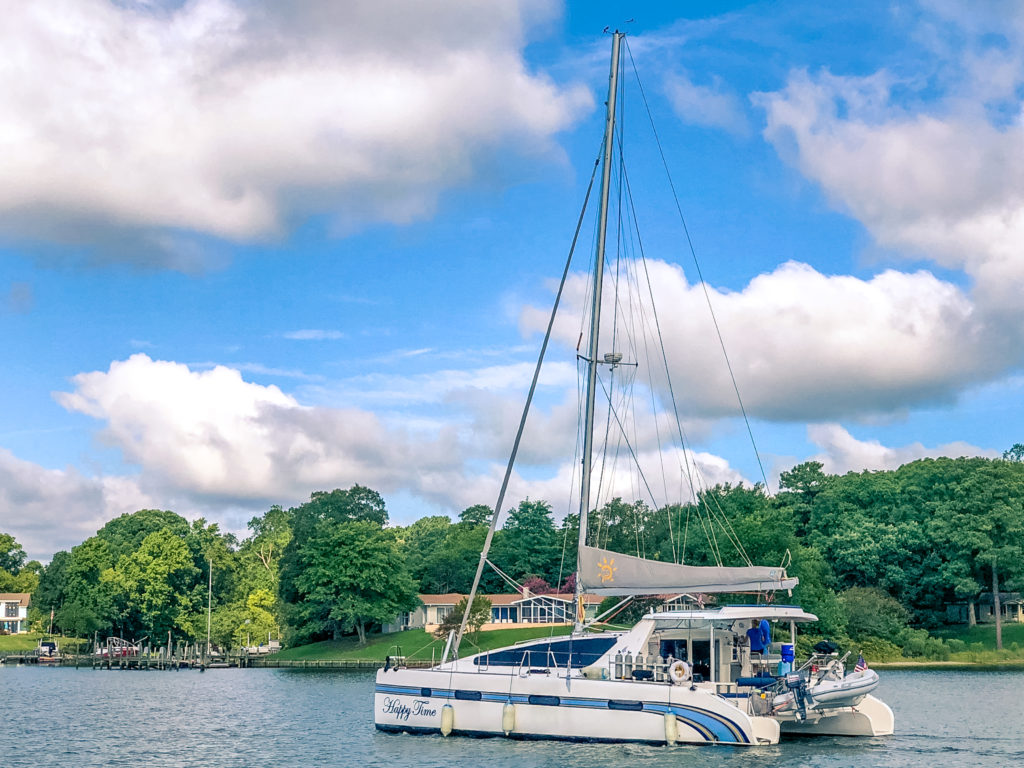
945,638,966,653
840,587,910,643
899,628,951,660
856,636,904,662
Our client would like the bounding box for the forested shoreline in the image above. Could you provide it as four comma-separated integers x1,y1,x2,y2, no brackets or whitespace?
2,453,1022,658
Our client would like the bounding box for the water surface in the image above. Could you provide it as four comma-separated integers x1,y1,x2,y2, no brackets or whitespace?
4,666,1021,767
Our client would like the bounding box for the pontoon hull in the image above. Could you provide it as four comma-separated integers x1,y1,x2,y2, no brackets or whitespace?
376,667,780,746
778,695,895,737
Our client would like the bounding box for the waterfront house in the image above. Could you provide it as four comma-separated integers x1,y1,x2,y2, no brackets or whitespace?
383,589,605,634
0,593,30,633
946,592,1024,625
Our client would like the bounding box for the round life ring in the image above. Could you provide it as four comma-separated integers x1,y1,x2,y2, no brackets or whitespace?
668,660,691,684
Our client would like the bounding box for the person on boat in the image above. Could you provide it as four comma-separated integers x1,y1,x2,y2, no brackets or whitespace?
746,619,771,672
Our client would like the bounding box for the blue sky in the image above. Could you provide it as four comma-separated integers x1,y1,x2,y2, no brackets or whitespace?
2,0,1023,559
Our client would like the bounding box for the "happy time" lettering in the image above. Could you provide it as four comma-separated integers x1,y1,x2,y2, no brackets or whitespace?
381,697,437,721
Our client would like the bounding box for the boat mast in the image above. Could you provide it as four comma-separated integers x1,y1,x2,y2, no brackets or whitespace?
574,31,622,632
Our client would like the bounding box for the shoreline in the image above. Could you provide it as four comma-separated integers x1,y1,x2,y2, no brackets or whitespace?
872,659,1024,670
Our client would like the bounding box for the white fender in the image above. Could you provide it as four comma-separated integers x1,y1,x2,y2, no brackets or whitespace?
502,702,516,735
664,712,678,745
668,660,691,684
440,704,454,736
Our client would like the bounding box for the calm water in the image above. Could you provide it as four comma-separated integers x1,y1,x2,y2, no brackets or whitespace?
3,666,1022,767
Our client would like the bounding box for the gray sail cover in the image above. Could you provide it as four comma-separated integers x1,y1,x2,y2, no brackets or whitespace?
578,545,798,595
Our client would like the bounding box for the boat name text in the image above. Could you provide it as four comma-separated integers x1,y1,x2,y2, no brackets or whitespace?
382,697,436,721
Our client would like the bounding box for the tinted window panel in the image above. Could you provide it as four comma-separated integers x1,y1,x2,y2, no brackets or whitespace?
474,637,617,668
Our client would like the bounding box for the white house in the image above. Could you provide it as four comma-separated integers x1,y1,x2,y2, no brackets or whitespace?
384,590,605,634
0,593,30,634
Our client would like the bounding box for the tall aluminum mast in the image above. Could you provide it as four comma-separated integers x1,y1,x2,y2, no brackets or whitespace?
574,31,623,631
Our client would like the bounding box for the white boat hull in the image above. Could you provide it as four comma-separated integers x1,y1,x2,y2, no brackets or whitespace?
376,667,780,745
779,694,895,736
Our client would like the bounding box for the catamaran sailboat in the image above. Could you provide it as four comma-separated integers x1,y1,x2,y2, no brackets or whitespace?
374,31,893,746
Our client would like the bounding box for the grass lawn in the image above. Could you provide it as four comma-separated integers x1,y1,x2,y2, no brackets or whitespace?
0,632,87,653
271,625,576,662
0,632,42,652
934,621,1024,653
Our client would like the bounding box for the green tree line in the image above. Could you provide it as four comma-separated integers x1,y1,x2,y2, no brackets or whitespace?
7,453,1022,652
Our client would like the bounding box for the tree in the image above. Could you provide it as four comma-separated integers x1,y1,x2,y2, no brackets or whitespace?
458,504,492,527
521,576,553,595
61,537,117,635
489,499,560,585
246,505,292,581
33,550,70,616
96,509,189,562
55,600,101,638
840,587,910,643
0,532,26,573
1003,443,1024,462
401,516,454,592
104,528,199,639
777,461,829,535
434,596,492,641
281,495,419,644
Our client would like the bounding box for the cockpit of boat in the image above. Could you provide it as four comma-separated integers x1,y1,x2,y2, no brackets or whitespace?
570,605,820,693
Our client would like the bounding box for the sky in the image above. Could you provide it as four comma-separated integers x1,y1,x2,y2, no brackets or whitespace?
2,0,1024,561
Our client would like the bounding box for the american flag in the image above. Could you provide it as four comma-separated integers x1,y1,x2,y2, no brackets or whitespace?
854,654,868,672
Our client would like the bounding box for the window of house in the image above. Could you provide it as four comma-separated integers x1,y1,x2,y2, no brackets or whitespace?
4,602,18,618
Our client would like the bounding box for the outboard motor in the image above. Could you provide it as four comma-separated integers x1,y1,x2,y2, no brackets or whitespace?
785,673,810,721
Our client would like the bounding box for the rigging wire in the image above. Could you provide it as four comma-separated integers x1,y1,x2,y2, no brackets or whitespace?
623,38,771,494
450,144,602,658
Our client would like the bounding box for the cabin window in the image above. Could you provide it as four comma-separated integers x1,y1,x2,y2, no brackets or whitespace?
454,690,482,701
527,695,560,706
473,637,617,668
420,688,432,697
607,700,643,711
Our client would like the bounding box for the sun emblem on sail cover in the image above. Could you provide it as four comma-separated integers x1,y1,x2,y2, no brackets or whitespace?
597,556,617,583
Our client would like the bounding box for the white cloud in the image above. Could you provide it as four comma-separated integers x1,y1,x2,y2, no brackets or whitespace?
523,258,995,421
282,329,345,341
665,71,750,136
754,15,1024,316
0,0,591,268
0,449,153,560
806,422,997,474
51,354,582,511
44,353,751,538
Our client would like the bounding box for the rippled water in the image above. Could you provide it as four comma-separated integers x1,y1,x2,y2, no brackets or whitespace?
4,665,1022,767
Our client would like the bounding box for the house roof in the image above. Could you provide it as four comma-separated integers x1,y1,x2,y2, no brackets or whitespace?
418,593,465,606
418,592,604,607
0,593,30,606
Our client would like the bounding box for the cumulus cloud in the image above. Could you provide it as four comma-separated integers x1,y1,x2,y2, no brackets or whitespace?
51,355,579,511
806,422,997,474
753,7,1024,316
522,258,997,421
665,71,750,136
0,0,590,268
45,353,749,537
0,449,153,560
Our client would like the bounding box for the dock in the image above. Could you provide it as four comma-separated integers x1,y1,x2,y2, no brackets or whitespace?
0,651,432,670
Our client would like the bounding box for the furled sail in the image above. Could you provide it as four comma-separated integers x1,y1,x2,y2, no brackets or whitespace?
578,545,798,595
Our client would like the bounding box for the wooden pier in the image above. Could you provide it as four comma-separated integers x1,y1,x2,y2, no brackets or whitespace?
1,650,431,670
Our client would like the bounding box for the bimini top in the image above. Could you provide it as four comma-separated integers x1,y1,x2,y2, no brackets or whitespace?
647,605,819,626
